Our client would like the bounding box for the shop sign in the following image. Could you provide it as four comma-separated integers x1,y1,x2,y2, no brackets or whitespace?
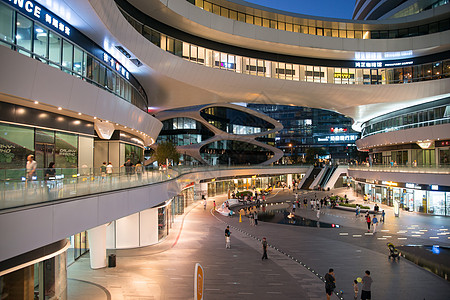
0,144,15,153
4,0,71,37
103,53,130,80
334,73,354,79
365,179,375,184
431,185,439,190
436,140,450,147
406,183,421,189
382,181,398,186
330,127,347,133
354,60,413,68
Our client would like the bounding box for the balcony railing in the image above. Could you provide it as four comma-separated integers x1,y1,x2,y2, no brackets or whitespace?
0,165,308,211
348,165,450,174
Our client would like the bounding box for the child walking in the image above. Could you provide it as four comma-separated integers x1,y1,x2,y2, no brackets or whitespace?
352,279,359,300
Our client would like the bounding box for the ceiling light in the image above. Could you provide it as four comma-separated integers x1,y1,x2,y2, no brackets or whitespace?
34,101,39,104
78,112,82,115
58,107,62,110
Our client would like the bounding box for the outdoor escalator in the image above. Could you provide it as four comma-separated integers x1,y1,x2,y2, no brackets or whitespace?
300,167,322,190
318,166,337,189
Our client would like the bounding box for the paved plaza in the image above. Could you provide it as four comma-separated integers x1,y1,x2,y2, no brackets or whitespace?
68,188,450,299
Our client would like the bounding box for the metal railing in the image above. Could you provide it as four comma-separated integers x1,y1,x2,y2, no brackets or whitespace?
348,165,450,174
0,165,310,211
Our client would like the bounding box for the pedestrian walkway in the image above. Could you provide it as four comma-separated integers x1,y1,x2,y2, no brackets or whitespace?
67,197,327,300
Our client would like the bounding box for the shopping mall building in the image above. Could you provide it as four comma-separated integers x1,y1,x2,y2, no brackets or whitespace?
0,0,449,298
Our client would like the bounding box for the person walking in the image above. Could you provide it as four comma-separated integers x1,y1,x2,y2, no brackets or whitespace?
381,210,385,223
203,198,207,210
372,214,378,233
100,162,107,180
106,162,113,177
225,226,231,249
213,201,216,212
250,211,254,226
317,207,321,219
356,205,360,218
303,198,307,209
25,154,37,186
261,237,268,260
365,214,371,232
254,211,258,225
361,270,373,300
324,268,336,300
292,202,296,213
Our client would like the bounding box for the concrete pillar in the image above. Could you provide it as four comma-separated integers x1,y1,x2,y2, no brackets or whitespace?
87,224,107,269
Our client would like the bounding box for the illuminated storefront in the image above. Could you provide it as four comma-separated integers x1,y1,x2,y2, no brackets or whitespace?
354,179,450,216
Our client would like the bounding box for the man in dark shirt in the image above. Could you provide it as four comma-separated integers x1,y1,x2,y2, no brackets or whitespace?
261,237,268,260
225,226,231,248
122,159,134,178
361,270,373,300
325,268,336,300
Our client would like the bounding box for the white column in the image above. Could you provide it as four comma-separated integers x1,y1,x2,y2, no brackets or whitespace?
87,224,107,269
287,174,293,187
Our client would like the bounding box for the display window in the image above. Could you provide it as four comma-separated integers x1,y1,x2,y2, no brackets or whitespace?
428,192,445,215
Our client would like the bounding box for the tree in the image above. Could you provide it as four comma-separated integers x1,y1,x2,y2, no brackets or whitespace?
152,141,180,165
305,147,327,164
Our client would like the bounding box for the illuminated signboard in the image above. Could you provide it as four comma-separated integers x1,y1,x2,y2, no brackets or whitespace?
406,183,421,190
431,185,439,190
317,135,358,142
334,73,354,79
331,127,347,133
354,61,414,68
103,53,130,80
4,0,70,36
382,181,398,186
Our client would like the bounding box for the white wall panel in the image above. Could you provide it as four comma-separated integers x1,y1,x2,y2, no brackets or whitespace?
78,136,94,170
139,208,159,246
115,213,140,248
98,192,129,225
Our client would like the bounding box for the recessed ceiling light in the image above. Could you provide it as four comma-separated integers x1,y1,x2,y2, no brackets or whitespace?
58,107,62,110
94,116,97,119
78,112,82,115
34,101,39,104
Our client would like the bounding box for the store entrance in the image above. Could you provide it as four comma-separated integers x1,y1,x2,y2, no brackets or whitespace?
35,143,55,169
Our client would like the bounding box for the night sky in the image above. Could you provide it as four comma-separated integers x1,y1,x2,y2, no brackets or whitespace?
246,0,356,19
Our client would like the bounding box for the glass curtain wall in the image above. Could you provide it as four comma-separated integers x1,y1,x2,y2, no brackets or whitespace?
0,2,147,111
118,5,450,87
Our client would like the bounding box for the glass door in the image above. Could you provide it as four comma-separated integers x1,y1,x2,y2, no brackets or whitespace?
35,143,55,178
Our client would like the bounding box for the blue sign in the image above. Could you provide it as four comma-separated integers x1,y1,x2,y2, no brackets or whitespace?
4,0,71,37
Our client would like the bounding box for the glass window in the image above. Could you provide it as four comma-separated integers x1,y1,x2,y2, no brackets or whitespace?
73,46,83,75
355,30,363,39
48,32,61,65
203,1,212,12
324,28,332,36
0,2,15,46
316,28,323,36
339,30,347,38
254,17,262,26
270,20,277,29
0,123,34,170
174,40,182,57
99,63,106,86
62,40,73,71
229,10,237,20
263,18,270,28
301,26,308,34
220,7,228,18
278,22,286,31
238,13,245,22
293,24,300,32
332,29,338,37
92,58,100,83
389,30,398,38
212,4,220,15
166,37,174,53
55,132,78,170
16,14,32,56
106,68,115,90
308,26,315,35
33,24,48,59
347,30,354,38
286,23,292,32
246,15,253,24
